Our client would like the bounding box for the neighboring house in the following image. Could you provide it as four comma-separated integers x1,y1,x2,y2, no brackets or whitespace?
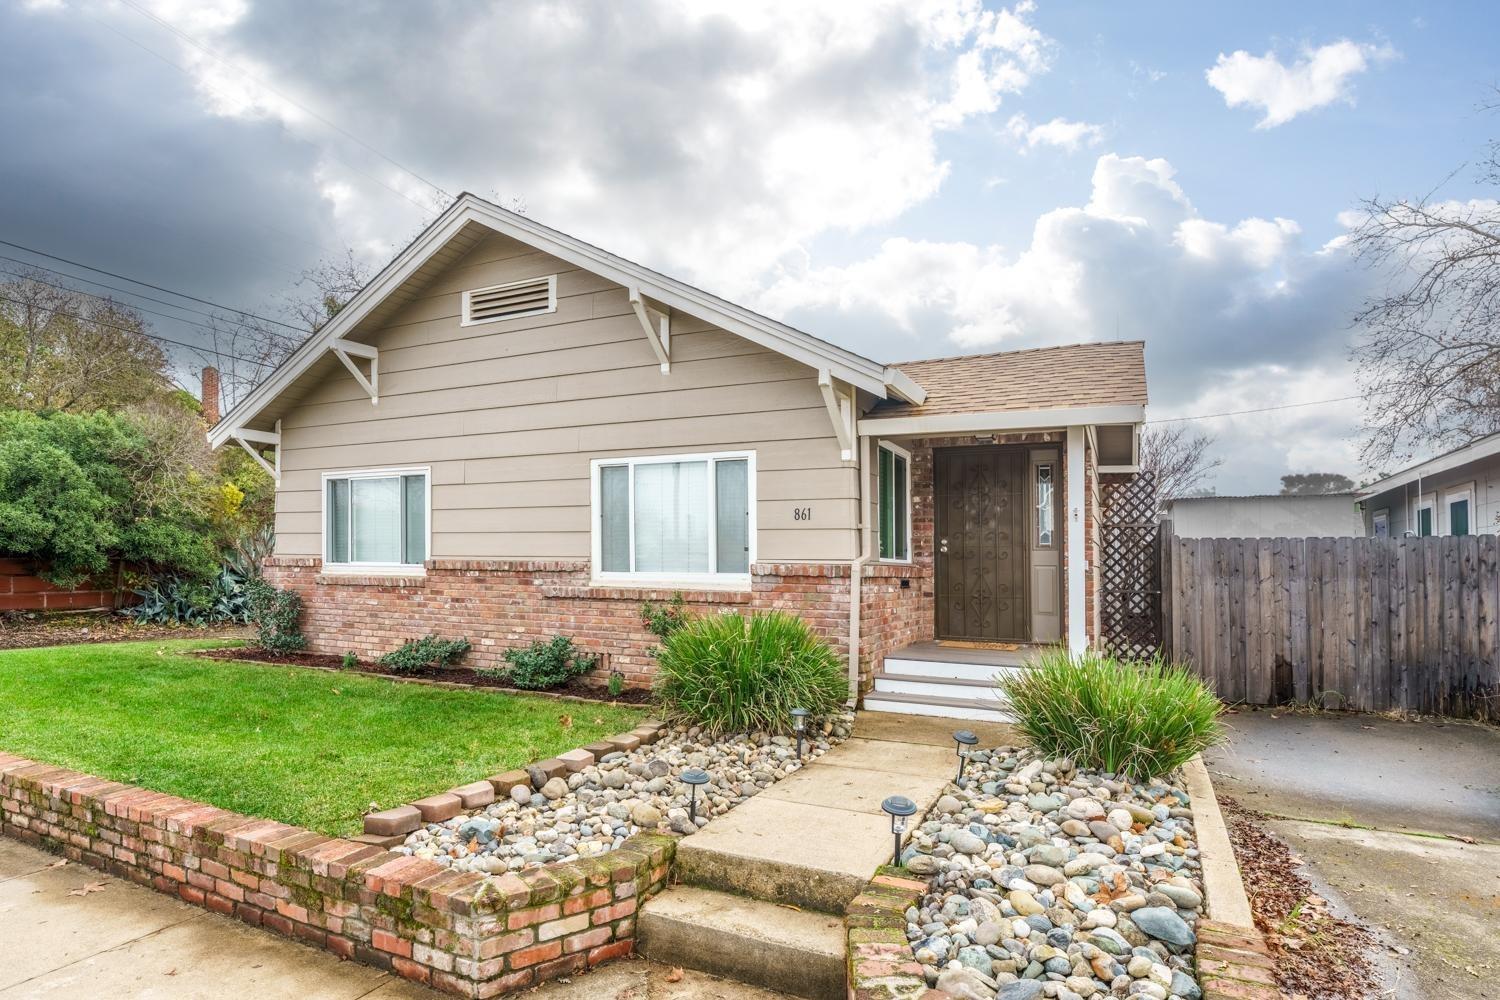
1357,431,1500,537
1162,494,1363,539
208,194,1147,719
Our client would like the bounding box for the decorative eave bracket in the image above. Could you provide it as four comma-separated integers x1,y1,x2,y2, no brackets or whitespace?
626,286,671,372
232,421,281,484
818,369,856,463
332,338,379,404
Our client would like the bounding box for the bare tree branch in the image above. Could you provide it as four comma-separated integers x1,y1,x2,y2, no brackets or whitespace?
1140,425,1221,511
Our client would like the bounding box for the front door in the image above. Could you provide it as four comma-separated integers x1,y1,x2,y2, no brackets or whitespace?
934,446,1029,641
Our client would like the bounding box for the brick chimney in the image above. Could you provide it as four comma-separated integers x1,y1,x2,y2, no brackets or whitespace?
201,367,221,425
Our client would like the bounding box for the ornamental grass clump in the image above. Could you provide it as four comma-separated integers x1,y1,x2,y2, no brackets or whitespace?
652,610,847,735
999,647,1224,780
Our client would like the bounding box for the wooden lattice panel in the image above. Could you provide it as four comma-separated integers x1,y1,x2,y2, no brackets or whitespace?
1099,473,1162,659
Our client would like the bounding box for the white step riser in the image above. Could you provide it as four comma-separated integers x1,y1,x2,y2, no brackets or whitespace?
874,676,1012,702
863,696,1014,722
884,658,1030,683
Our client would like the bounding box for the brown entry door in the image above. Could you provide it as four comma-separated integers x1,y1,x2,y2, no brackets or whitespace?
935,447,1028,642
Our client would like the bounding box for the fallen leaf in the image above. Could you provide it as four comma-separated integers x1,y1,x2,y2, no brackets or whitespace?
45,859,67,869
558,714,573,729
68,881,108,897
665,967,685,983
165,969,177,976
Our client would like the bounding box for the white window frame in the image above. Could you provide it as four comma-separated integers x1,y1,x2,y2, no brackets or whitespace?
460,274,558,327
1444,483,1476,536
589,450,756,590
876,441,912,564
320,466,432,573
1414,493,1437,537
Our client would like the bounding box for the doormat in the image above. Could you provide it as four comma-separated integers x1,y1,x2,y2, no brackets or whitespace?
937,640,1022,651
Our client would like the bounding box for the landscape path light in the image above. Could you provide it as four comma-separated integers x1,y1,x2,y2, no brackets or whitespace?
881,795,917,869
680,767,710,823
790,707,809,759
953,729,978,784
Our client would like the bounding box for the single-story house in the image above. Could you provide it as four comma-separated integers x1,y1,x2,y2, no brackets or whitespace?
1357,431,1500,537
1162,494,1363,538
208,194,1148,719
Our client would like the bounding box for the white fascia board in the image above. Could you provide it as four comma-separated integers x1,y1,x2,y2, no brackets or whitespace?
856,404,1145,437
1357,432,1500,499
212,195,908,447
883,367,927,405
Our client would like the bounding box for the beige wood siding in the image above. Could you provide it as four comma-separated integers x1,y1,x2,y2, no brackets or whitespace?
274,232,859,563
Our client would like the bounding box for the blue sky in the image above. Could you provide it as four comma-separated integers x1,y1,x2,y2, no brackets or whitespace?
2,0,1497,492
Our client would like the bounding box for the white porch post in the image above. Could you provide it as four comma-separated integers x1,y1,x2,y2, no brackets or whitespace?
1066,425,1087,654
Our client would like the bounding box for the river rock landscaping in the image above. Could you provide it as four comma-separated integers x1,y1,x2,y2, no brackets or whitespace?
902,746,1206,1000
398,711,855,872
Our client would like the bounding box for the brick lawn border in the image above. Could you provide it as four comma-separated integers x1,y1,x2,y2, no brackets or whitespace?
844,866,951,999
0,747,674,998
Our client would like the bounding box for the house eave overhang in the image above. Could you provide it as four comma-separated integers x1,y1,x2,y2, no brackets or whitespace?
1356,431,1500,501
209,193,917,448
856,403,1145,438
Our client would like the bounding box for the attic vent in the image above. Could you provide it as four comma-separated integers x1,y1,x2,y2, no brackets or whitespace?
461,275,557,326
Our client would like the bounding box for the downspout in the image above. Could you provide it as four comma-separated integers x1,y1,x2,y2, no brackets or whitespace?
847,432,872,708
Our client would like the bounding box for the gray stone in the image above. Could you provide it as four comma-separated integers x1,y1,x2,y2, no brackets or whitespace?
997,981,1044,1000
1157,883,1203,910
936,794,964,815
509,784,531,805
630,803,662,828
1130,907,1196,947
540,777,568,800
951,831,987,855
937,966,996,1000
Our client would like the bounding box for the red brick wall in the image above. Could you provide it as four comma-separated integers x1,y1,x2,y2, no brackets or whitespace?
0,558,117,612
0,752,672,999
265,557,852,688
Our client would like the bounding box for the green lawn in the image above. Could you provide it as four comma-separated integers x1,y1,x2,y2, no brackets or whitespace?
0,639,644,836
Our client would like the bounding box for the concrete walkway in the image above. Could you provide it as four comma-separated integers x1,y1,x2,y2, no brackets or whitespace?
674,711,1011,911
1206,709,1500,1000
0,837,781,1000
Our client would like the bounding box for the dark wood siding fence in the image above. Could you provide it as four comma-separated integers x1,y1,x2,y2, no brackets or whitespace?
1164,534,1499,721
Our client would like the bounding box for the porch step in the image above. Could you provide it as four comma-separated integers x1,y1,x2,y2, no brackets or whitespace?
638,885,846,1000
862,690,1015,722
674,826,871,914
883,657,1031,683
873,670,1013,701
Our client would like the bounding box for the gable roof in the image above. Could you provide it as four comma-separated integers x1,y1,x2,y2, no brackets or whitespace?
1358,429,1500,500
208,193,925,446
868,341,1148,419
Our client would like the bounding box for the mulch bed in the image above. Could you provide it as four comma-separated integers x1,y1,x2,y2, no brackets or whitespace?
199,646,655,706
0,610,247,651
1219,794,1375,1000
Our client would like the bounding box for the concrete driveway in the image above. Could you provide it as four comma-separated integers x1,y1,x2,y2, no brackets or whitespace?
1205,710,1500,1000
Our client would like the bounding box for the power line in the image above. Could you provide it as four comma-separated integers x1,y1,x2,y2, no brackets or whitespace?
0,293,270,367
116,0,449,206
0,253,230,326
0,238,306,334
1146,395,1364,425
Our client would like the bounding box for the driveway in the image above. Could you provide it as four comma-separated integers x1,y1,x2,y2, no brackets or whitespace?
0,837,781,1000
1205,710,1500,1000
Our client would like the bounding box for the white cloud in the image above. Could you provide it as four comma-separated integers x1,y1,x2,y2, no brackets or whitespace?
101,0,1053,297
1005,113,1104,152
1206,39,1397,128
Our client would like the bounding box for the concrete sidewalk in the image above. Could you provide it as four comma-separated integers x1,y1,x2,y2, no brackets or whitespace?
0,837,780,999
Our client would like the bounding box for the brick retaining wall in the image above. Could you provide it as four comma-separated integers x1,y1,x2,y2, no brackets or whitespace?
266,557,852,689
0,557,117,612
0,753,673,998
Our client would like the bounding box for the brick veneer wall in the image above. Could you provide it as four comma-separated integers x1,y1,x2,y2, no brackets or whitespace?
0,558,118,612
265,557,851,688
0,752,673,999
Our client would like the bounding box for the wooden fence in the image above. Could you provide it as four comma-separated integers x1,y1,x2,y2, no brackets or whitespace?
1163,534,1499,721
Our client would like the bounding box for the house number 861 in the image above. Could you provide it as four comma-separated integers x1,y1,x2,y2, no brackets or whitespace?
793,507,812,521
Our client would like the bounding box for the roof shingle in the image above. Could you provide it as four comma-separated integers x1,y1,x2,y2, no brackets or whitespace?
871,340,1147,418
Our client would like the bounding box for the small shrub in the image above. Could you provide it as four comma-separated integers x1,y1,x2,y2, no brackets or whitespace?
130,565,251,626
341,650,359,670
493,636,597,690
244,577,306,653
378,635,471,674
607,670,625,698
999,647,1224,779
641,593,689,639
652,611,847,734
